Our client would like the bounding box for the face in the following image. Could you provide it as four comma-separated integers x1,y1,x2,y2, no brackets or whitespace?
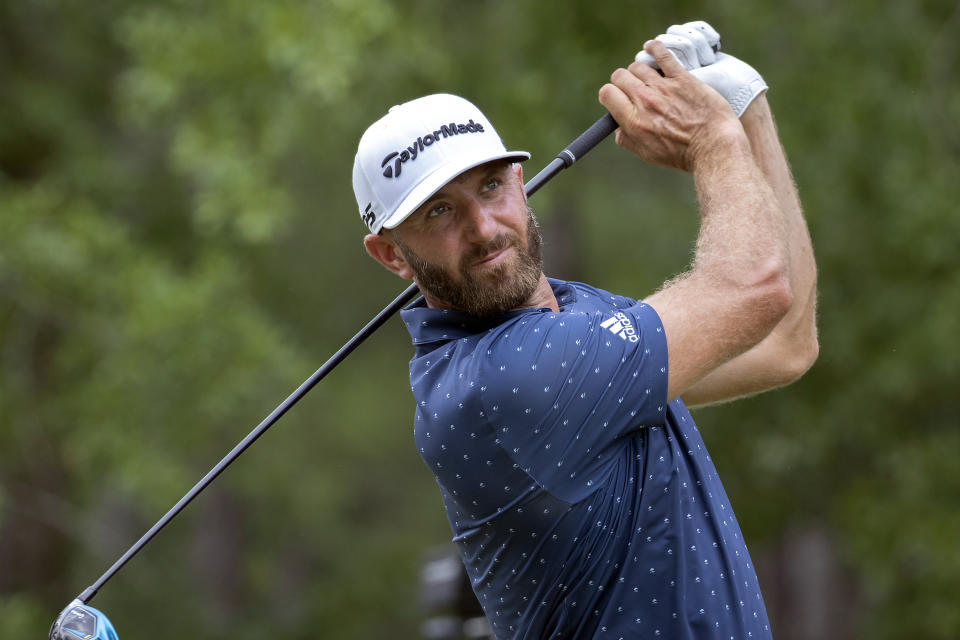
380,161,544,317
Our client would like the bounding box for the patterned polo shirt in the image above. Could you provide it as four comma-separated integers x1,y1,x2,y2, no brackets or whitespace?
401,278,772,639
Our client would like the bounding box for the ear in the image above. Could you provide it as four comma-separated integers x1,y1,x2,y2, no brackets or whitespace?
363,232,414,280
512,163,526,200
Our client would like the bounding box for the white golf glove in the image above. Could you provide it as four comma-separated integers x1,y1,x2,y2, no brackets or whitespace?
635,21,768,117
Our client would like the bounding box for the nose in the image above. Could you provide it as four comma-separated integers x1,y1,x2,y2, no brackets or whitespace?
460,197,499,243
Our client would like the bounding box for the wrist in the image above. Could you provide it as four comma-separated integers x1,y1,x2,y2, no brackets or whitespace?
690,52,768,118
738,92,772,130
686,117,750,174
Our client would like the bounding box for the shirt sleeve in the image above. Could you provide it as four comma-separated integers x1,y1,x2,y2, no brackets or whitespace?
477,302,668,502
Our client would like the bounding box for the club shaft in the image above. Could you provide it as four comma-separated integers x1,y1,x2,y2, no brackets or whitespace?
77,110,618,605
524,113,618,197
77,283,418,602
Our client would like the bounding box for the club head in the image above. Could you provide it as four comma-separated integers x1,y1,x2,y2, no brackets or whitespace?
49,600,119,640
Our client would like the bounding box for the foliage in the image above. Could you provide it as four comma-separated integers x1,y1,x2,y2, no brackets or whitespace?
1,0,958,638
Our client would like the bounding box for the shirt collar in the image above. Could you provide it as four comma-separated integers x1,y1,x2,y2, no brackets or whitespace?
400,278,578,346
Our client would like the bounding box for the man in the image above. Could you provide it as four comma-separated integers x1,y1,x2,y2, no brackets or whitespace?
353,22,817,639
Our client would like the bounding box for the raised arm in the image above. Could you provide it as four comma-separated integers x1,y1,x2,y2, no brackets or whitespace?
599,40,793,403
679,91,818,407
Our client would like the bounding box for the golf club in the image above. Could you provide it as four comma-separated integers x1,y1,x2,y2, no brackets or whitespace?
49,600,118,640
49,110,619,639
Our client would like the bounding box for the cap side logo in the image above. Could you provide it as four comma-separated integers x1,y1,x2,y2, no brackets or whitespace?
362,203,377,228
380,119,485,180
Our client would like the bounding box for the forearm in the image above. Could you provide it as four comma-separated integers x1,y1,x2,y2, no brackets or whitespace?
686,125,791,305
680,97,818,407
740,94,818,342
646,126,793,399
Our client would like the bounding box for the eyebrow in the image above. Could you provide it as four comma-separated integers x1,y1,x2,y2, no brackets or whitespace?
416,163,512,214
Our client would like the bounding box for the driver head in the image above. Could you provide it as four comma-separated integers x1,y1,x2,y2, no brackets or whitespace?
49,600,119,640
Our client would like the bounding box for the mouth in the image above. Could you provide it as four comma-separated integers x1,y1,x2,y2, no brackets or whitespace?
471,246,512,269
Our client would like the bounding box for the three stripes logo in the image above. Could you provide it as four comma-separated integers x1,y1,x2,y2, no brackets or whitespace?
600,312,640,343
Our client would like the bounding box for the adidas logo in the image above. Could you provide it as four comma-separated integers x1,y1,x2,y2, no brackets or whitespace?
600,312,639,343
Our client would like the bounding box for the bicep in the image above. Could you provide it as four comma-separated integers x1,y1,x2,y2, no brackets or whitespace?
645,269,790,402
680,283,820,407
679,337,802,407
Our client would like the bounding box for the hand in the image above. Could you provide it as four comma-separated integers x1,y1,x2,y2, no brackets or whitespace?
598,40,745,172
634,21,720,69
635,21,768,118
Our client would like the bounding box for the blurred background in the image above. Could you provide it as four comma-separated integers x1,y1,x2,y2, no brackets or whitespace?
2,0,958,638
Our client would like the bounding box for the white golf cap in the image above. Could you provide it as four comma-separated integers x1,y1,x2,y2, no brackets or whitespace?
352,94,530,234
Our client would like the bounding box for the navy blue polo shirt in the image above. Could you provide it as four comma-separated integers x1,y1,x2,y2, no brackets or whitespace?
402,279,771,640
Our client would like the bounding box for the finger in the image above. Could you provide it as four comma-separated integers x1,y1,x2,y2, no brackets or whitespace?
634,38,661,69
602,65,661,121
598,78,641,122
645,39,688,77
683,20,721,51
627,58,664,84
608,65,652,98
634,49,657,69
649,34,698,70
667,24,716,66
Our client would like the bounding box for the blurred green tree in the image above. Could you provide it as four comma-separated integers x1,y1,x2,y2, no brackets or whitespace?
1,0,958,638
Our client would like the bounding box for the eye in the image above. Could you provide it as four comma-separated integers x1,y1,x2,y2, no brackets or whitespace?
427,203,451,218
481,178,501,193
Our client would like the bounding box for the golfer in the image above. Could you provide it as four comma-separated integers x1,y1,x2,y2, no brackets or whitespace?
353,24,817,640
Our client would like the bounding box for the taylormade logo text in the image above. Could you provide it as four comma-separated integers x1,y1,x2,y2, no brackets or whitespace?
600,312,640,343
381,120,485,179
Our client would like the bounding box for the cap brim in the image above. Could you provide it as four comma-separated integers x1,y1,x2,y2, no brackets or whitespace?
380,150,530,231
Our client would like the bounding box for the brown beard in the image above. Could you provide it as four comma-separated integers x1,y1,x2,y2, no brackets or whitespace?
393,206,544,317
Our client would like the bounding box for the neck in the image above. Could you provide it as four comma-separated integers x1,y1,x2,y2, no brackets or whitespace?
526,273,560,312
